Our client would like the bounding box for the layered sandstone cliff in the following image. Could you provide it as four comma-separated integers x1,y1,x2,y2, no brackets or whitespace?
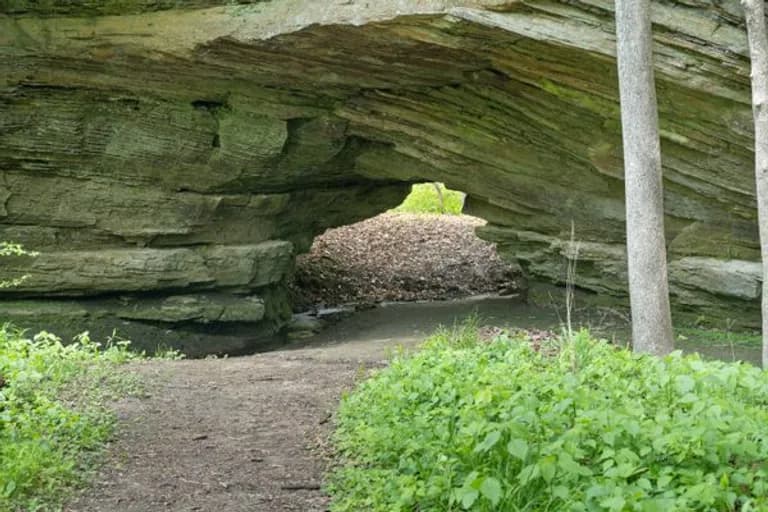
0,0,761,353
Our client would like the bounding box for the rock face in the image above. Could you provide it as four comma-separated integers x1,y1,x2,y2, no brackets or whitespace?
0,0,763,353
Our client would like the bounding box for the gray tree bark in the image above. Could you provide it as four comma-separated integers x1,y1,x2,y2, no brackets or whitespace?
433,183,446,214
742,0,768,369
615,0,674,356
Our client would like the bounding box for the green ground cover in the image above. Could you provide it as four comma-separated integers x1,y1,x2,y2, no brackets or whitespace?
393,183,465,215
330,324,768,511
676,326,761,347
0,327,146,512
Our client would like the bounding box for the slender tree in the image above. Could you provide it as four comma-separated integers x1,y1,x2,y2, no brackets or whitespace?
432,183,446,214
742,0,768,369
615,0,674,355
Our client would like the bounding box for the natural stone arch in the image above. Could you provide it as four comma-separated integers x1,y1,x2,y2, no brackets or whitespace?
0,1,762,354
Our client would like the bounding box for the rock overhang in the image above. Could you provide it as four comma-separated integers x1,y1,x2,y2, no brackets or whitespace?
0,0,763,353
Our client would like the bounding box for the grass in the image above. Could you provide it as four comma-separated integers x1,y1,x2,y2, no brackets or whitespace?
329,324,768,511
676,326,761,347
0,326,150,512
392,183,465,215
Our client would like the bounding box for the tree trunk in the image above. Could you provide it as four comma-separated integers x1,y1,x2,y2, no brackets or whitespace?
615,0,674,356
742,0,768,369
433,183,446,214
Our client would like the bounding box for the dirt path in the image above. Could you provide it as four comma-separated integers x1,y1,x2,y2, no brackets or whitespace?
65,346,385,512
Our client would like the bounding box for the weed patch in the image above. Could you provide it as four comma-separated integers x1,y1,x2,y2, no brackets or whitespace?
330,329,768,511
0,327,144,511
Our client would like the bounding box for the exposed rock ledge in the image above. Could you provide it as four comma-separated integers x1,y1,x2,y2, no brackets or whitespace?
0,0,762,353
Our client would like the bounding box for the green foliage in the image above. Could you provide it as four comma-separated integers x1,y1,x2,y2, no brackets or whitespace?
0,327,142,512
329,328,768,511
0,242,38,289
0,242,36,258
676,326,761,347
393,183,465,215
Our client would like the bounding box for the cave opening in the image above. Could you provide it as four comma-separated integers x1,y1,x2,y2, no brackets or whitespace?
290,182,524,311
284,182,553,346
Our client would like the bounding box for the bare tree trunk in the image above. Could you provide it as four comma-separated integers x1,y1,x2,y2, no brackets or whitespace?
615,0,674,356
742,0,768,369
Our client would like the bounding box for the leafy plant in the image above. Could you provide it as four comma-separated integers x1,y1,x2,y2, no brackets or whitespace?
329,327,768,511
0,326,143,511
392,183,465,215
0,242,38,289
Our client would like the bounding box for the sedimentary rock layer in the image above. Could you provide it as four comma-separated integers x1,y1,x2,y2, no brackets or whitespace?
0,0,762,352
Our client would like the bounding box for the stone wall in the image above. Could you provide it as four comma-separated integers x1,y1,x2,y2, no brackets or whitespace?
0,0,763,353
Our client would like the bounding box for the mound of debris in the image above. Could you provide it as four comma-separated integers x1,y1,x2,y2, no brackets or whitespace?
291,213,524,311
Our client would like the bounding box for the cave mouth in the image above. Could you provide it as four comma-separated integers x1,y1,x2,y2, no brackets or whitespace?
289,183,526,314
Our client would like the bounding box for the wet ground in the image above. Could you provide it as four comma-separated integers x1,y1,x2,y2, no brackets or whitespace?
289,295,762,366
291,296,563,359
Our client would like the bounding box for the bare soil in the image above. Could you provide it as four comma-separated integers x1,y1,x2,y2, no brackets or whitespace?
290,213,523,310
65,348,375,512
